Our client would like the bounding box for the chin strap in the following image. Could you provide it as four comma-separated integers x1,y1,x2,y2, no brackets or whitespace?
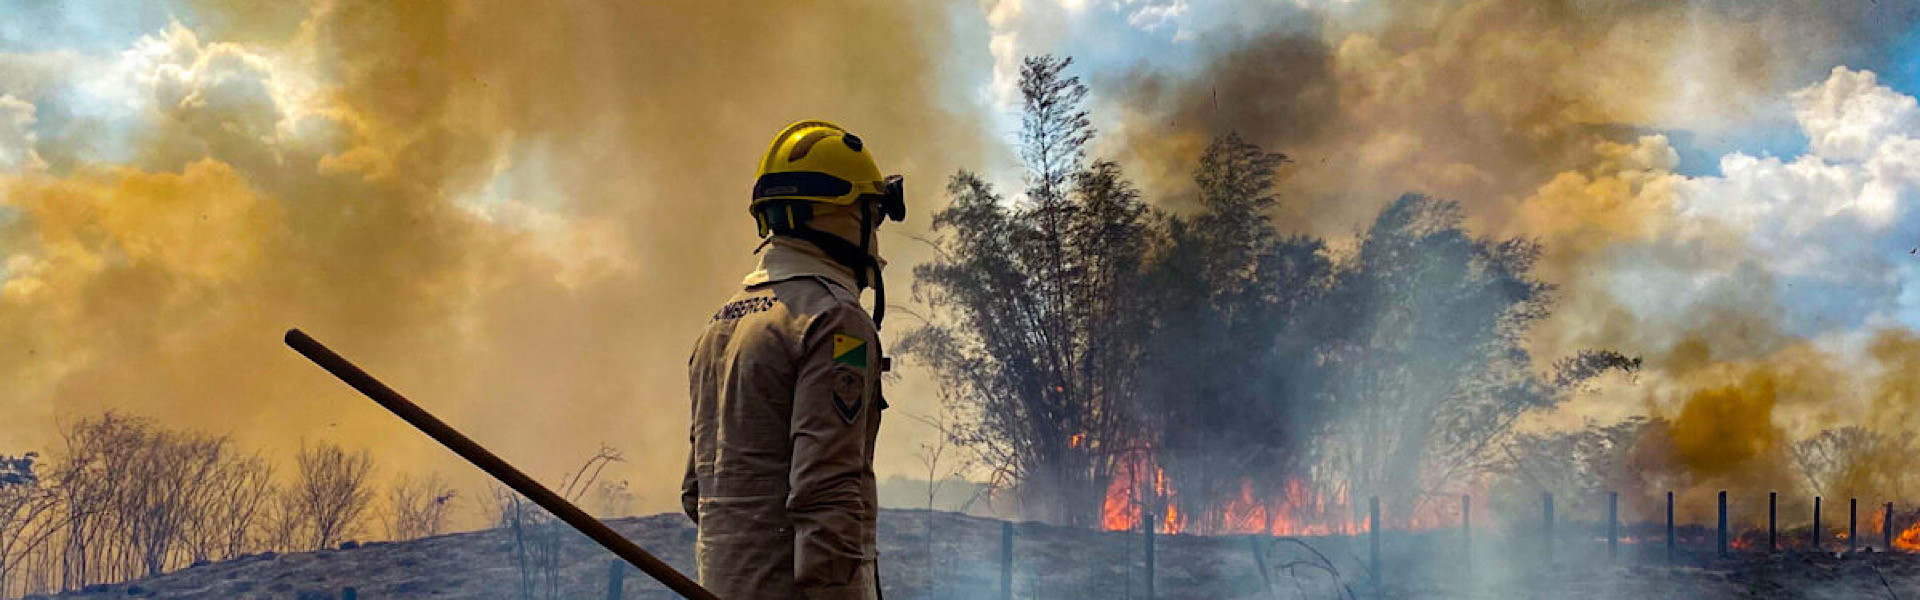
759,200,887,330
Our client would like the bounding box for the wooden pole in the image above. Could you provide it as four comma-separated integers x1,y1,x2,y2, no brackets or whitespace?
1248,536,1273,597
1462,494,1472,572
1370,496,1381,592
1145,512,1156,600
1000,521,1013,600
1768,492,1777,553
1850,498,1858,554
1814,496,1823,552
342,588,357,600
607,560,626,600
1666,491,1675,563
1607,491,1618,560
1543,492,1554,564
1886,502,1895,551
1717,491,1728,558
283,330,719,600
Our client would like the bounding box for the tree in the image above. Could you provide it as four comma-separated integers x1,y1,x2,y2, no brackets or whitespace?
492,445,623,600
1792,427,1914,500
1309,195,1637,524
1134,133,1333,534
906,56,1157,526
0,453,60,597
383,472,457,541
275,442,375,551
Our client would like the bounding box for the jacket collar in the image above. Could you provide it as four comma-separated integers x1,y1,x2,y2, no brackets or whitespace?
742,236,861,293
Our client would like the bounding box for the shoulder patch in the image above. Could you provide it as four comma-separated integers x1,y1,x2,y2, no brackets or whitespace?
829,364,866,424
832,334,869,368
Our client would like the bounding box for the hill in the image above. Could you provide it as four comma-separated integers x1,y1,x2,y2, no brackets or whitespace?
28,509,1920,599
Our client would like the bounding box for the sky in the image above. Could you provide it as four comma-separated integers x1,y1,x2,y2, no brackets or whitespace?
4,0,1920,521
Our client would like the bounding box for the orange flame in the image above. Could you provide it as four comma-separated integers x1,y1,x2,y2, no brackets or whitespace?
1896,519,1920,551
1101,450,1415,537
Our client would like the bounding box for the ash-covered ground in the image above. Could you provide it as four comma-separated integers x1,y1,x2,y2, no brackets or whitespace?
27,509,1920,599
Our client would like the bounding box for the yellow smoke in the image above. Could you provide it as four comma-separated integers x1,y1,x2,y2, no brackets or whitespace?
1,0,989,523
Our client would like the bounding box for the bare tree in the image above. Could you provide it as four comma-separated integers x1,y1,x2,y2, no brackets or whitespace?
902,406,981,594
383,472,457,541
13,414,283,593
0,453,61,597
493,445,625,600
186,450,275,562
276,442,375,551
1792,427,1914,499
589,479,636,519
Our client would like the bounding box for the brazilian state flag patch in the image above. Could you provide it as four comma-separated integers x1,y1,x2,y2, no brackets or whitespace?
832,334,869,368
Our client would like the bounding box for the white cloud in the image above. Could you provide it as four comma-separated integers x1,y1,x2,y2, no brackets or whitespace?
0,94,45,172
1680,68,1919,274
1604,67,1920,334
980,0,1031,112
121,21,287,152
1119,0,1188,32
1792,66,1920,163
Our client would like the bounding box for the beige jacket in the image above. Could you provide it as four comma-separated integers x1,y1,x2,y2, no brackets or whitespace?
683,237,884,600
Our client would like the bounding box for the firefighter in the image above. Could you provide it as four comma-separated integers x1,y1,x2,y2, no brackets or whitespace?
683,120,903,599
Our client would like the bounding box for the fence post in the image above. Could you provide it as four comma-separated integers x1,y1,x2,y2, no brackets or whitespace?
341,589,357,600
1370,496,1381,592
1886,502,1895,551
606,559,625,600
1717,491,1729,558
1543,492,1554,564
1145,512,1156,600
1850,498,1858,554
1462,493,1472,572
1607,491,1618,560
1666,491,1675,563
1248,536,1273,597
1813,496,1823,552
1000,521,1013,600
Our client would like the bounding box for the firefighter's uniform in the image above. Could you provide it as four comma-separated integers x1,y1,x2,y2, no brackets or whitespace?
683,121,901,600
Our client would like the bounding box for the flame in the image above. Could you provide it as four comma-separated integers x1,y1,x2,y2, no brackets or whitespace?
1069,432,1086,449
1100,450,1400,537
1101,449,1183,533
1897,518,1920,551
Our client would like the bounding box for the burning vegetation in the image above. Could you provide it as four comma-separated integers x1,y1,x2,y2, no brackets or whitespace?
904,49,1920,553
902,55,1640,537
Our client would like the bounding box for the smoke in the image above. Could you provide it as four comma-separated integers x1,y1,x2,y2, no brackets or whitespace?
1,0,988,520
1070,0,1920,536
6,0,1920,541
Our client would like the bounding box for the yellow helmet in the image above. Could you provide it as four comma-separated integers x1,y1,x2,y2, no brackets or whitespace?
751,120,904,236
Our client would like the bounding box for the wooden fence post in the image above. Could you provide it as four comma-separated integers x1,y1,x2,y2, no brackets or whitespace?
1000,521,1013,600
607,559,625,600
1886,502,1895,551
1813,496,1823,552
1717,491,1728,558
1462,494,1472,572
1370,496,1381,592
1145,512,1156,600
1248,536,1273,597
1543,492,1554,564
1768,492,1777,553
1666,491,1675,563
1850,498,1858,554
1607,491,1618,560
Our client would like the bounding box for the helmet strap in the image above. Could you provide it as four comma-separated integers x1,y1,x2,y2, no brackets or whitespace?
859,199,886,329
759,201,885,329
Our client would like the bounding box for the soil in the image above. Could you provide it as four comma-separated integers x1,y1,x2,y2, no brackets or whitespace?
27,509,1920,599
